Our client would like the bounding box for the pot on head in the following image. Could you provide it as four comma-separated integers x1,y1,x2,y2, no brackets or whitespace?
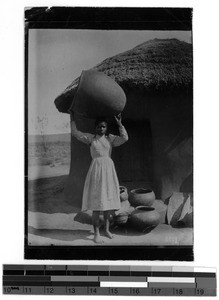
70,70,126,118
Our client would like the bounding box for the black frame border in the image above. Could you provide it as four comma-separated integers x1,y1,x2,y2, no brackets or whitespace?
25,6,193,261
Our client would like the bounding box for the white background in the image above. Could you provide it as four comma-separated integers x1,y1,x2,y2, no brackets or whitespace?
0,0,219,299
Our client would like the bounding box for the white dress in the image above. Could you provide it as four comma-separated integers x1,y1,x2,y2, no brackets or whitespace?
71,122,128,211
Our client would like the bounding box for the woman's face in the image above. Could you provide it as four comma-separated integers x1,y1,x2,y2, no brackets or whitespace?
95,121,107,136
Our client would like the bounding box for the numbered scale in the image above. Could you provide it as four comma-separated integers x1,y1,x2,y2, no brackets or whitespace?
3,265,216,296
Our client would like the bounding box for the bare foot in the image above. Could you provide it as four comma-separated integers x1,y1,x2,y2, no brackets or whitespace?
94,234,104,244
104,231,114,239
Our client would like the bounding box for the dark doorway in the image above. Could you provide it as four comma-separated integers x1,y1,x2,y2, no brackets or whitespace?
111,119,153,186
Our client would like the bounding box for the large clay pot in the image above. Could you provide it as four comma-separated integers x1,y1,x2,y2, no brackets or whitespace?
128,188,155,207
70,70,126,118
120,186,128,202
129,206,160,232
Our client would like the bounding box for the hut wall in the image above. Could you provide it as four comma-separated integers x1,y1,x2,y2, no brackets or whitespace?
120,90,193,200
148,93,193,199
113,90,154,188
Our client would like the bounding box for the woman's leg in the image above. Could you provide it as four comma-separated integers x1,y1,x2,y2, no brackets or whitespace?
92,211,103,243
103,210,114,239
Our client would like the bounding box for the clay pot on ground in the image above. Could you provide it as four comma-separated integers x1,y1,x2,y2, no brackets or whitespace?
129,206,160,232
113,198,134,227
128,188,155,207
114,212,129,227
120,186,128,202
70,70,126,118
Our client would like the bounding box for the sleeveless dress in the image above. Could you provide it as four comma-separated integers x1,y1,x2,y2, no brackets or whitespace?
71,122,128,211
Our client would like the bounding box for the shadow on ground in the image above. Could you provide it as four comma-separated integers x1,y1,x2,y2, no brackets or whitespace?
28,226,92,242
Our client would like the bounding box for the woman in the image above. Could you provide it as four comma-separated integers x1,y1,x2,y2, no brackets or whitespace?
70,111,128,243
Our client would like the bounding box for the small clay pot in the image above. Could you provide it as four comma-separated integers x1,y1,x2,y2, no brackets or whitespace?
114,212,129,227
120,186,128,202
128,188,155,207
71,70,126,118
129,206,160,232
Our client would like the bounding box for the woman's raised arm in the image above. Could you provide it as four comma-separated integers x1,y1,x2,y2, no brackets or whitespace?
109,114,128,147
69,111,93,145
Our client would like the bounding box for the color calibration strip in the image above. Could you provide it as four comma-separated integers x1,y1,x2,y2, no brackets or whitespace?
3,265,216,296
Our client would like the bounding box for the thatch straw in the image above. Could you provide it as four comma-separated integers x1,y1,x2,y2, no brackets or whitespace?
55,38,192,113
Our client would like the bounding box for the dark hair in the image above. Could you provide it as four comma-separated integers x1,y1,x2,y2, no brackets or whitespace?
94,117,108,128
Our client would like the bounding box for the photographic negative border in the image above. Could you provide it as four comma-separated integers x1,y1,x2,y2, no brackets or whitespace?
25,7,193,260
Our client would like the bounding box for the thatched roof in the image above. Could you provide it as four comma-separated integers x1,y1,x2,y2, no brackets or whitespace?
55,38,192,113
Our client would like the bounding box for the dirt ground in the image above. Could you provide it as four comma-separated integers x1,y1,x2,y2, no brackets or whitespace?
28,211,192,246
28,164,69,181
27,167,193,247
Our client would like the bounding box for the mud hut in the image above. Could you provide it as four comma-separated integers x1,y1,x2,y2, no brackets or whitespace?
55,38,193,208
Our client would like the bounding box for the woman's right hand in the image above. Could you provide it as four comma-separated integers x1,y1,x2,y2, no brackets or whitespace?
115,113,122,126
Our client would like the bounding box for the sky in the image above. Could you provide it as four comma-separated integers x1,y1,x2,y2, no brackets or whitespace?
28,29,192,135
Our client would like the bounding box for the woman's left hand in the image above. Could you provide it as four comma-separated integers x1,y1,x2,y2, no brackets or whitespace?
115,113,122,126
